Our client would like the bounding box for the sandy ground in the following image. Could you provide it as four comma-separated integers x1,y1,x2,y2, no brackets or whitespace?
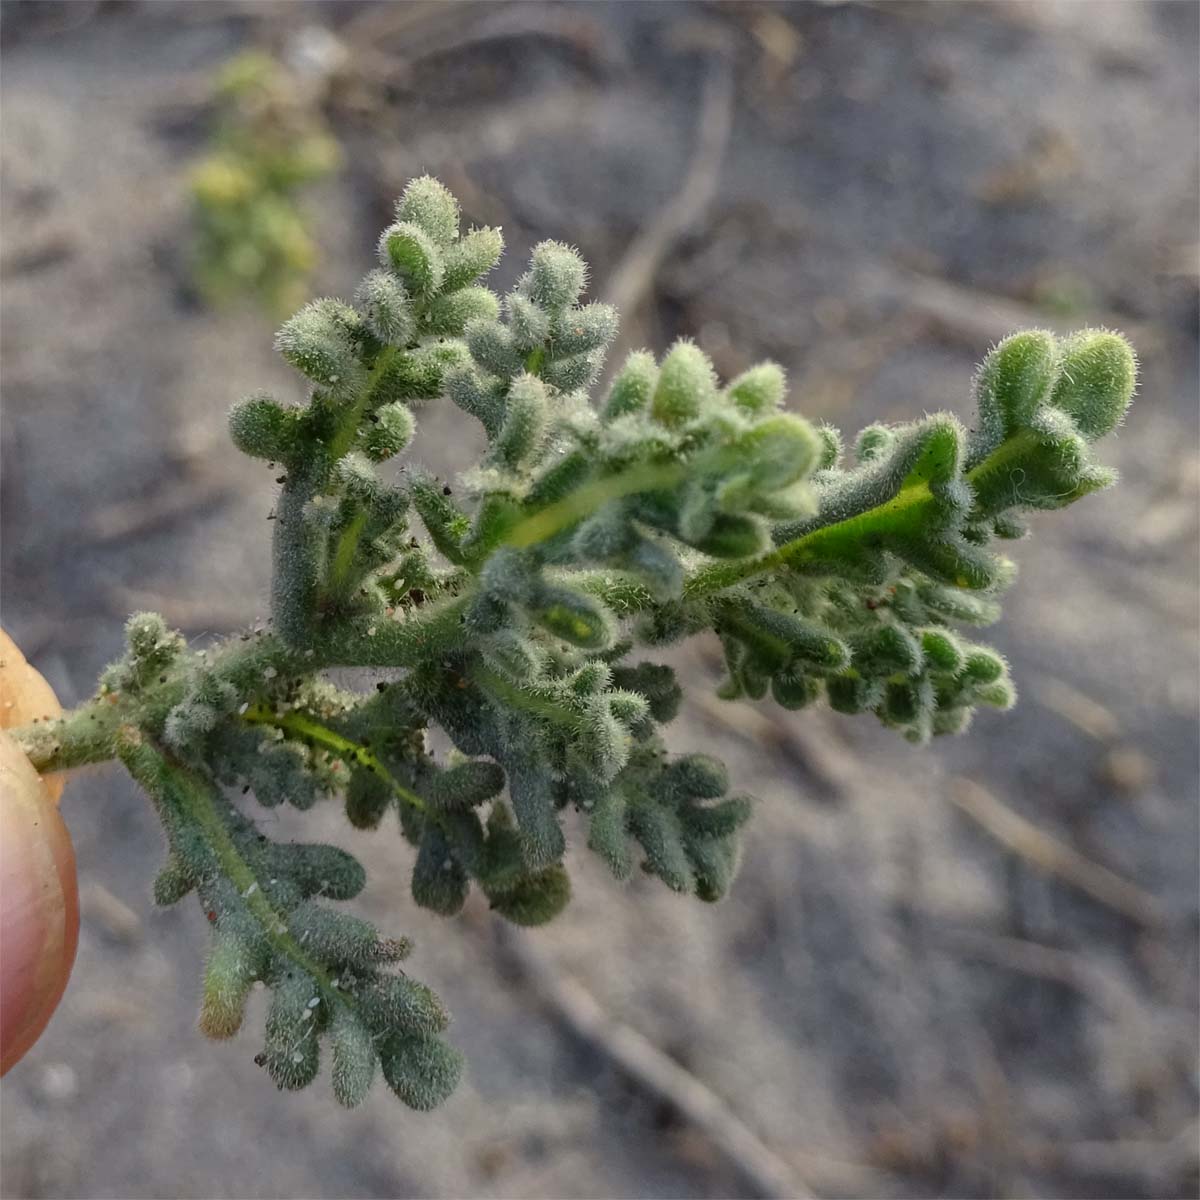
1,3,1197,1198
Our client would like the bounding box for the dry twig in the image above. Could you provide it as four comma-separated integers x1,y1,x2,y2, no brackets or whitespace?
1031,675,1121,741
85,476,233,545
947,778,1165,928
494,925,817,1200
605,44,735,355
880,267,1161,356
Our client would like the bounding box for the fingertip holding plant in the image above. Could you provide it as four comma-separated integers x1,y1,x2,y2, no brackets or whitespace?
0,631,78,1076
9,177,1137,1109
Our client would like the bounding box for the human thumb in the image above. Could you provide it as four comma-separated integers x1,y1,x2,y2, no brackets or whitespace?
0,630,79,1074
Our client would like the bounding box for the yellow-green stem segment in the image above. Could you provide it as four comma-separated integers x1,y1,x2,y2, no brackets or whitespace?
242,704,428,814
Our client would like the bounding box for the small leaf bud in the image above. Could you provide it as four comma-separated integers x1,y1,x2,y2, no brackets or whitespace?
275,299,363,391
686,834,739,903
603,350,658,419
380,1033,464,1112
738,658,771,701
680,794,752,839
528,240,587,311
394,175,460,246
412,828,469,916
855,624,923,675
425,286,500,337
272,843,367,900
361,401,415,462
733,413,820,491
651,340,716,426
815,422,843,469
360,974,449,1037
726,363,786,415
354,269,414,345
330,1009,376,1108
445,365,506,438
125,611,184,675
488,865,571,927
1048,329,1137,441
376,340,471,405
771,671,820,710
333,450,381,501
263,972,321,1090
626,536,684,600
587,790,633,880
229,391,300,461
826,674,883,715
610,662,682,723
288,902,408,968
932,706,973,736
664,754,728,800
379,222,444,296
428,760,506,809
882,680,922,724
607,689,650,727
855,424,897,463
534,587,616,650
481,630,546,682
573,507,635,561
443,226,504,290
199,930,257,1039
975,329,1058,439
541,349,604,393
345,771,392,828
567,660,612,696
163,700,219,752
630,805,693,893
919,628,965,673
466,317,523,379
506,292,551,350
580,701,633,778
962,647,1006,684
479,546,538,605
976,679,1017,709
152,856,195,906
549,303,618,358
494,373,548,469
993,513,1029,540
507,762,566,868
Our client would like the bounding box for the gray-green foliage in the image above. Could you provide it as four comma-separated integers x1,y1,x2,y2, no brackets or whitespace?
14,178,1137,1112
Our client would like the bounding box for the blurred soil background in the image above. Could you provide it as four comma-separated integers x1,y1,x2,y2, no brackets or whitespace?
1,2,1197,1197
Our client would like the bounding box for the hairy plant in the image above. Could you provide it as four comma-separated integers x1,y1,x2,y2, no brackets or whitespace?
189,51,340,316
13,177,1137,1111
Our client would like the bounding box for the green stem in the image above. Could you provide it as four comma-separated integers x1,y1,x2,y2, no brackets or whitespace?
119,734,353,1010
317,593,470,668
327,346,398,463
13,634,299,774
470,663,578,729
242,704,428,814
308,347,404,612
271,467,320,643
502,461,685,549
327,510,369,597
14,695,133,775
10,433,1030,776
679,440,1019,599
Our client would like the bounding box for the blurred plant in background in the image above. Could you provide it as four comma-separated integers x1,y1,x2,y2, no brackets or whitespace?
189,51,341,317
